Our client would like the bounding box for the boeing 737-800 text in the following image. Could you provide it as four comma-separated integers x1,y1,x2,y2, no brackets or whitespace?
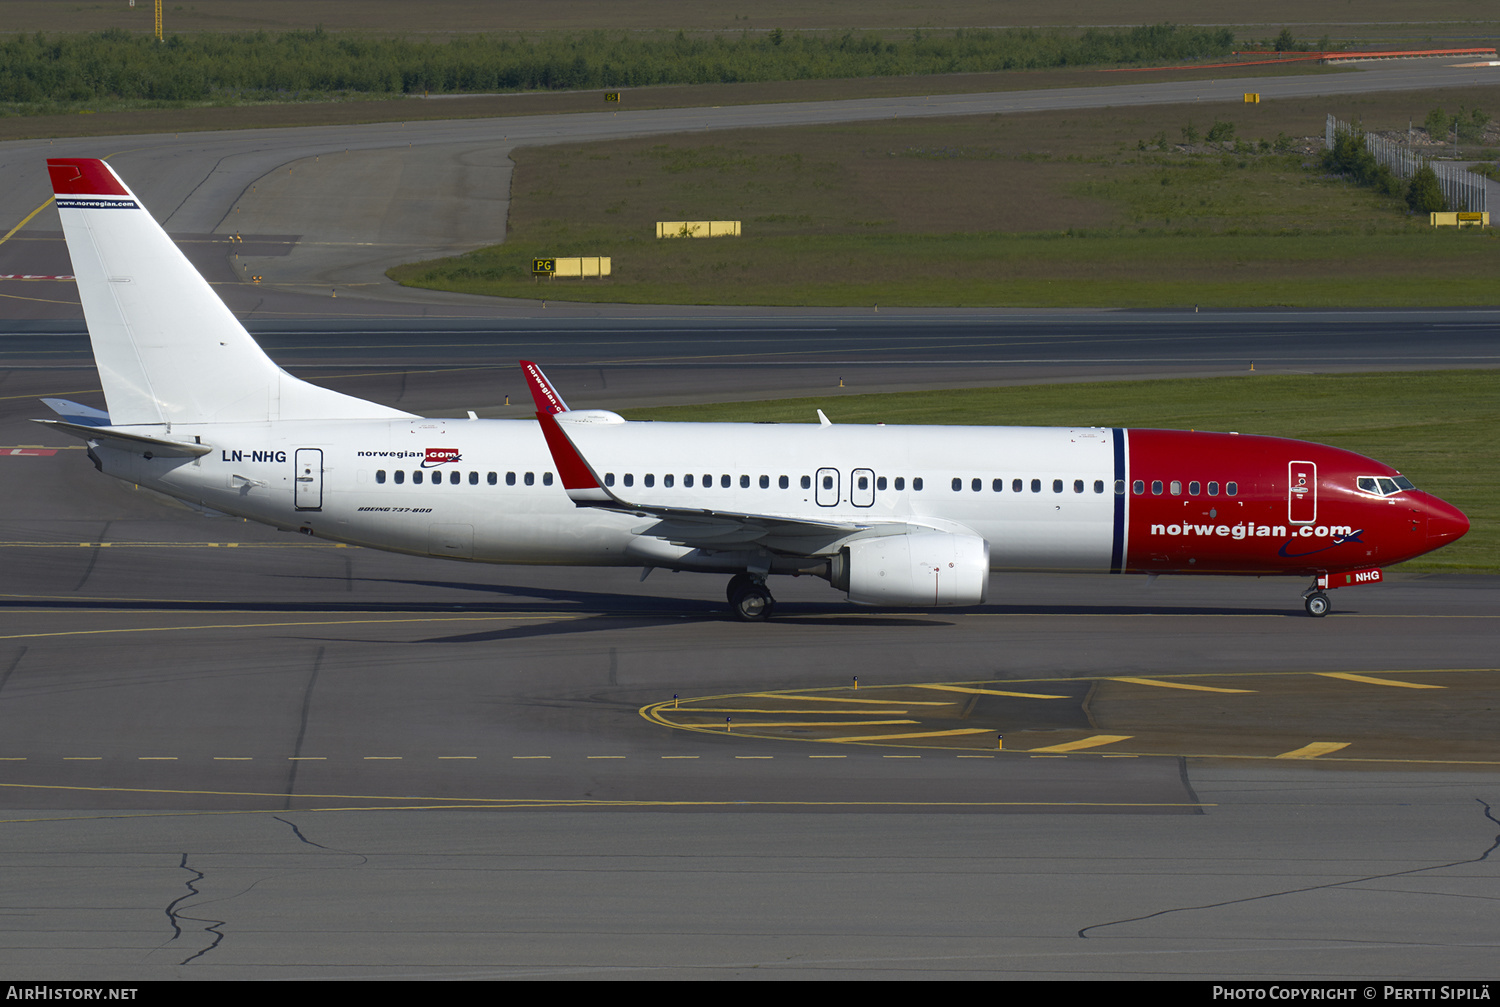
36,158,1470,620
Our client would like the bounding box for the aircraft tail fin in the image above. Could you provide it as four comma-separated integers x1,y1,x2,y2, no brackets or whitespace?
47,158,414,427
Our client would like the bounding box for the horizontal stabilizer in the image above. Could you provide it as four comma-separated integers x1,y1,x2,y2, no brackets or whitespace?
33,418,212,458
40,398,111,427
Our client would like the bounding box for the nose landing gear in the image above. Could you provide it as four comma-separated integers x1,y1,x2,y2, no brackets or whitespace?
1303,587,1330,618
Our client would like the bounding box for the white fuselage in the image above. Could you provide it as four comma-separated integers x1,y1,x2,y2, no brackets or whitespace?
101,417,1122,573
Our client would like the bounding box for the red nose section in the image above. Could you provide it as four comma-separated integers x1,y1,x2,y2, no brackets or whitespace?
1424,495,1470,548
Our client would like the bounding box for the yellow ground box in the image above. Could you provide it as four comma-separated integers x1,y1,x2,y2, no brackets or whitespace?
1430,212,1490,227
656,220,742,238
1243,92,1260,103
549,256,612,277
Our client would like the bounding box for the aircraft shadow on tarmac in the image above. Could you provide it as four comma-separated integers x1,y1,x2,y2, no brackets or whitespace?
282,574,1299,623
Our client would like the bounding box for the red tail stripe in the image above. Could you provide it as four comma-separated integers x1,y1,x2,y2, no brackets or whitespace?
46,159,129,197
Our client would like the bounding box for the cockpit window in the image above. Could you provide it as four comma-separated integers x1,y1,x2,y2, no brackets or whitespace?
1358,475,1413,497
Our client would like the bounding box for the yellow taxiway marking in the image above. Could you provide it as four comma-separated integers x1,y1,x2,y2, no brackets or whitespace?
1316,672,1445,689
0,195,55,246
63,757,101,761
438,756,476,760
1109,677,1255,693
911,684,1069,700
745,693,950,705
697,719,918,729
1027,735,1134,753
832,728,993,743
288,757,326,760
1276,742,1352,759
734,756,773,759
661,755,698,759
137,757,177,761
586,755,625,759
363,756,401,760
513,755,550,759
0,613,581,642
808,755,846,758
685,707,912,715
213,757,252,761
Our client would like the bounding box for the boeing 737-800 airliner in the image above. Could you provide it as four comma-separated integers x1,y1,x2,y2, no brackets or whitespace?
36,158,1470,620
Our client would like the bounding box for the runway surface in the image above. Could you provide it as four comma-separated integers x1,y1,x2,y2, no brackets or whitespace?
1,325,1497,979
2,59,1499,980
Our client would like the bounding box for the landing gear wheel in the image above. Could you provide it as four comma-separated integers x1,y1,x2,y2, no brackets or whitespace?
726,572,756,604
730,583,775,622
1304,592,1330,618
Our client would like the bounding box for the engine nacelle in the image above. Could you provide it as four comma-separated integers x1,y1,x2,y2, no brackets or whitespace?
830,532,990,607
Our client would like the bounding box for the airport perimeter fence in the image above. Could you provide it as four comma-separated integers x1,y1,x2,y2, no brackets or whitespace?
1325,114,1487,212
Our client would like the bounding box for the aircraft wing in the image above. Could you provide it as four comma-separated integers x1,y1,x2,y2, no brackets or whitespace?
521,361,912,555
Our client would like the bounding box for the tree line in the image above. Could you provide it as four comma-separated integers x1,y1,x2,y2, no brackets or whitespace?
1,25,1237,106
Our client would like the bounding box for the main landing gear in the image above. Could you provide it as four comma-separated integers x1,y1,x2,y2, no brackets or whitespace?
726,573,775,622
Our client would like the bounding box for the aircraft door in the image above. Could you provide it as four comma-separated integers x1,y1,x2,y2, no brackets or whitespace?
815,467,840,507
1288,460,1316,524
294,448,323,511
851,468,875,507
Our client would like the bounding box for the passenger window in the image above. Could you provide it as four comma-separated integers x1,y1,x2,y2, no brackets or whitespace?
394,470,405,485
524,472,535,486
414,471,423,485
1226,482,1238,496
1095,480,1105,494
1208,481,1218,496
605,473,615,487
894,477,905,491
1132,480,1143,494
1031,479,1041,493
1151,480,1163,495
644,474,654,488
913,478,923,491
779,475,789,489
993,479,1003,492
857,475,869,491
1188,481,1200,495
877,476,887,491
543,472,553,486
488,472,497,486
624,473,634,488
450,471,461,485
702,474,711,487
952,478,962,492
684,474,693,488
721,474,731,488
664,474,674,488
1170,480,1181,496
972,478,981,492
1074,479,1084,493
1053,479,1063,493
760,475,769,489
506,471,516,486
800,475,811,490
376,470,386,484
1013,478,1023,493
822,475,833,490
468,471,478,485
740,475,750,489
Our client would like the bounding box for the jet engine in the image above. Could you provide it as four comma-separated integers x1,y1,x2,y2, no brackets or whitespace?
829,531,990,607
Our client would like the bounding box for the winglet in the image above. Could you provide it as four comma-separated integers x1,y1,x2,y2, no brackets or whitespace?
521,360,569,415
521,362,615,505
